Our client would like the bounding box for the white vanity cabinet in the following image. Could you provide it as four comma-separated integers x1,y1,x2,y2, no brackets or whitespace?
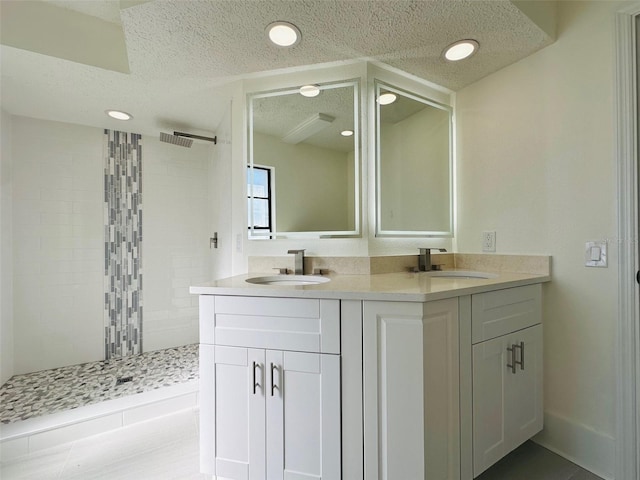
195,275,547,480
362,297,461,480
199,296,341,480
470,284,543,477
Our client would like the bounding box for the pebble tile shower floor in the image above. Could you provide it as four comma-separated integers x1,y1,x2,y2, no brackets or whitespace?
0,344,199,425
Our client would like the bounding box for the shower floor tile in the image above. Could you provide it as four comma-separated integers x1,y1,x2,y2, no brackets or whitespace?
0,344,198,425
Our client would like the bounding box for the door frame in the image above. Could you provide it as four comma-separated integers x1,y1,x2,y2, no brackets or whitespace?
615,4,640,480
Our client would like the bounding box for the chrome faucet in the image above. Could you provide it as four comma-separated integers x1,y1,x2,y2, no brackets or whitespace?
419,248,447,271
287,249,305,275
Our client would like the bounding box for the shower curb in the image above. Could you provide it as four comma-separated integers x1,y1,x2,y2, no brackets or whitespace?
0,380,199,462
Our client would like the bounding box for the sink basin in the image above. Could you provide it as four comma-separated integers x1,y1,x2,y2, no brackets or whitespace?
426,270,498,279
246,275,331,286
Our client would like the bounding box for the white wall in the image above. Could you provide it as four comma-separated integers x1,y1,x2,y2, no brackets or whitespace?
11,116,104,374
455,1,626,476
1,110,14,384
8,115,213,374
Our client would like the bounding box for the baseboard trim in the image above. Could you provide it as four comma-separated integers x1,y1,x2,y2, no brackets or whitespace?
0,380,199,462
533,410,614,480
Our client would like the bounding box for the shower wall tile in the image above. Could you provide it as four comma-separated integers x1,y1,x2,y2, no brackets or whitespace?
143,326,198,353
103,129,143,360
142,138,211,353
13,180,40,200
11,117,104,375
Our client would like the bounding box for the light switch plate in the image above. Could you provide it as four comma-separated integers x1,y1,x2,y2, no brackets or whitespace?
585,241,607,267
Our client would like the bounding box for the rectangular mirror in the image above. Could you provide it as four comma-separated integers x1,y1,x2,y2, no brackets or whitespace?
375,81,453,237
248,80,360,238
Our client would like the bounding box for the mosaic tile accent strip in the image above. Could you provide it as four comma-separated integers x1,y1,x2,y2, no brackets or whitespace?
104,130,143,359
0,345,198,425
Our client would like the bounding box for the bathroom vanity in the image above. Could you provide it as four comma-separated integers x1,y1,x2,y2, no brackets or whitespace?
191,266,549,480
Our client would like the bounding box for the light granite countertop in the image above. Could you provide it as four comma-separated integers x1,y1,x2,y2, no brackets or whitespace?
189,270,550,302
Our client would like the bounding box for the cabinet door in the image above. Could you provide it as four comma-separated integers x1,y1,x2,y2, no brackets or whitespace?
472,334,509,475
266,350,341,480
363,298,460,480
472,325,543,477
213,346,266,480
505,324,543,449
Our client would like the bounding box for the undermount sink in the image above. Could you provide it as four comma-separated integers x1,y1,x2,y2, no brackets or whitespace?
426,270,498,279
246,275,331,286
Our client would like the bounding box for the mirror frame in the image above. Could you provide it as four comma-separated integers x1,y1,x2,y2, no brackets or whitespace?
374,80,454,237
247,79,361,239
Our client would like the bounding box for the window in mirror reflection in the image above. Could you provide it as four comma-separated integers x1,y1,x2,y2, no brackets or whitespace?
248,80,359,238
247,165,274,237
375,81,453,237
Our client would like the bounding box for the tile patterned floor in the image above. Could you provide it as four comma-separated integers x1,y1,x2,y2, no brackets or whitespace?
0,344,199,425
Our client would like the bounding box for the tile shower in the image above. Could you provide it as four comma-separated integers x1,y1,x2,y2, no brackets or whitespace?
2,116,213,427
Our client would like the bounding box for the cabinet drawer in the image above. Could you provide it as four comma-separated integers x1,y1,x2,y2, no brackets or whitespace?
471,285,541,344
201,296,340,354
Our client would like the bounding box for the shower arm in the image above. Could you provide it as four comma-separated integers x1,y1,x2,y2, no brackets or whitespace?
173,131,217,144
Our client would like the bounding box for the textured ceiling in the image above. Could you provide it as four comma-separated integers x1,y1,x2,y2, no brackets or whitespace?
0,0,555,138
121,0,552,86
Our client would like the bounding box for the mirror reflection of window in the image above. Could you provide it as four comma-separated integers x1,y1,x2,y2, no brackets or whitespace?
248,80,359,238
247,165,274,236
376,82,453,236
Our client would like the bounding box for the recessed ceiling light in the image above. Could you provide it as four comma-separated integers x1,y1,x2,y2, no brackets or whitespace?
266,21,301,47
443,39,479,62
106,110,132,120
377,93,397,105
341,130,354,137
299,85,320,97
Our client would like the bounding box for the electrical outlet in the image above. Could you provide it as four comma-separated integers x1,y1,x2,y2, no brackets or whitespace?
482,231,496,252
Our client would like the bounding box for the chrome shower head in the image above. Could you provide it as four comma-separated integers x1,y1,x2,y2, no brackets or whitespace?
160,132,193,148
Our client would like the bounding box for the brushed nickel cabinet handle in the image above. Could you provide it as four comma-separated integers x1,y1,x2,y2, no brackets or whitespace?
270,363,279,397
506,345,517,374
514,341,525,370
252,361,261,394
